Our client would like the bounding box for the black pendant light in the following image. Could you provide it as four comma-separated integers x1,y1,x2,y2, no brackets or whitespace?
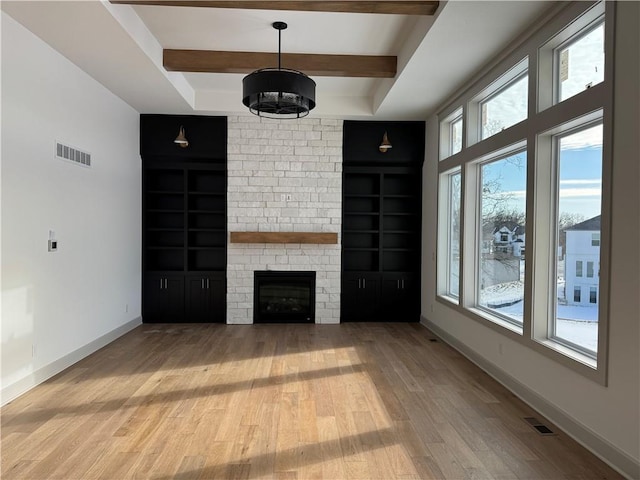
242,22,316,119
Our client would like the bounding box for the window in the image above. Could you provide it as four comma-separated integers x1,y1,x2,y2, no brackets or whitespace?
436,1,611,381
451,117,463,156
440,108,463,159
481,74,528,140
437,169,461,301
477,151,527,325
557,22,605,103
552,123,602,354
574,286,581,303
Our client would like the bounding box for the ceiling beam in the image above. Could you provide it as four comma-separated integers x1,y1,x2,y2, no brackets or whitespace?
110,1,439,16
163,49,397,78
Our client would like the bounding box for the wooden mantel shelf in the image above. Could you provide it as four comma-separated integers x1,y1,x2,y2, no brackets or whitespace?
230,231,338,244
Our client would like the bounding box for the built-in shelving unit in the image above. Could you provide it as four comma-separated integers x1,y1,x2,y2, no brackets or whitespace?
341,120,424,322
141,114,227,323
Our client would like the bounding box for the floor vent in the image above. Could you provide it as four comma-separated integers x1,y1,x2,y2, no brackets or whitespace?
524,417,556,435
55,141,91,167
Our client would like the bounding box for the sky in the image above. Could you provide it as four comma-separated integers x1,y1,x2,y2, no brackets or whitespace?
558,126,603,221
480,23,604,222
484,141,602,221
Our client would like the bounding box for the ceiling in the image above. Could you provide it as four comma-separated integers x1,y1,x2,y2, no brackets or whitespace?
2,1,552,120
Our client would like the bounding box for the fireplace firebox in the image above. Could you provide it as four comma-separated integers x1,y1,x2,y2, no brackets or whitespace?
254,271,316,323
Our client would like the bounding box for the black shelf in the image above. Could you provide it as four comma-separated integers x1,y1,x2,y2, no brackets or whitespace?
147,190,184,195
188,228,226,232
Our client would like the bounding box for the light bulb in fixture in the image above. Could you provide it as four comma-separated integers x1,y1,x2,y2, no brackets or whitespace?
174,125,188,148
379,132,392,153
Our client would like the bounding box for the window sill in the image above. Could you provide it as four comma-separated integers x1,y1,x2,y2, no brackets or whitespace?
535,338,597,370
468,307,524,336
437,294,459,306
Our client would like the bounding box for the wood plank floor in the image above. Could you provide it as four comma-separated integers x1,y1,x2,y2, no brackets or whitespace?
1,323,622,479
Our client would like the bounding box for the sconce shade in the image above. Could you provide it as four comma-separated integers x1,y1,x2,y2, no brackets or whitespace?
379,131,392,153
174,125,188,148
242,21,316,119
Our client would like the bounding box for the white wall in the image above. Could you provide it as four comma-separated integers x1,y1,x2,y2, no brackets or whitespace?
1,13,142,404
226,115,342,324
421,3,639,478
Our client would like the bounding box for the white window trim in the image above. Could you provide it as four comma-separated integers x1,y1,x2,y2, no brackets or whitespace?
439,107,464,160
538,2,605,112
468,57,528,147
473,147,527,331
534,114,605,364
435,1,613,385
436,168,462,302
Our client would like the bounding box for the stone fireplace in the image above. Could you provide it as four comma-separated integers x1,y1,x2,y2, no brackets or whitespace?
226,115,342,324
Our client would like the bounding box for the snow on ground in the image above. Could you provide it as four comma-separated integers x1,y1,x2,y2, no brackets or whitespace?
481,279,598,351
555,319,598,351
480,281,524,307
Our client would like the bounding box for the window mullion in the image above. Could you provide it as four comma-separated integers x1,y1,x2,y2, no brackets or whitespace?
460,162,478,310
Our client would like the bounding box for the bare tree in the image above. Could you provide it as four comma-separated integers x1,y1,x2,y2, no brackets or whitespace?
558,212,586,253
479,153,526,291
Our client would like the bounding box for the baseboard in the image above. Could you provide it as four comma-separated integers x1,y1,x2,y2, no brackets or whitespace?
1,317,142,406
421,316,640,480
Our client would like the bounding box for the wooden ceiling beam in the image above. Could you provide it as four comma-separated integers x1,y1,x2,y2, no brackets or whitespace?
163,49,397,78
110,1,439,16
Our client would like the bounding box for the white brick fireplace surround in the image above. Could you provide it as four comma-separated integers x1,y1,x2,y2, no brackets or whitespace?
226,115,343,324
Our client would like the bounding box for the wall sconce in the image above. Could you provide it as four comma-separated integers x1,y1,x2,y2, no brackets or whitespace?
379,131,392,153
174,125,189,148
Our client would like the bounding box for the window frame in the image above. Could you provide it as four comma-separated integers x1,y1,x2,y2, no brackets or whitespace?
554,19,605,105
473,148,528,330
435,1,613,385
479,71,529,141
439,107,464,160
543,116,604,360
576,260,583,277
436,168,463,303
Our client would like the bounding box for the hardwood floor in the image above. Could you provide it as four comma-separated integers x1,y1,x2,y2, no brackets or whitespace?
1,323,622,479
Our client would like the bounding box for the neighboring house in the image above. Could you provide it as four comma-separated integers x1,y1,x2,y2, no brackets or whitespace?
483,222,526,258
480,222,525,289
564,215,601,306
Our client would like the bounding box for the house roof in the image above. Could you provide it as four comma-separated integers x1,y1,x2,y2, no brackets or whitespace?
566,215,601,232
491,221,523,234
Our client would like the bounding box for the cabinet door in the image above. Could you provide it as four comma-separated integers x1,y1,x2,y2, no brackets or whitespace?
341,274,361,322
187,276,211,322
143,274,185,323
341,273,381,322
186,274,226,323
381,273,419,322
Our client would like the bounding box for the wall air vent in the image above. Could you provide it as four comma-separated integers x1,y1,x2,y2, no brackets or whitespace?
55,141,91,167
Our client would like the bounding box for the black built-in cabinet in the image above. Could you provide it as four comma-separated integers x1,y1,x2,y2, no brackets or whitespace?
341,121,424,322
141,114,227,323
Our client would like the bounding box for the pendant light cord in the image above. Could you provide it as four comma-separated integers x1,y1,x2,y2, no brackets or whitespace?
278,27,282,70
